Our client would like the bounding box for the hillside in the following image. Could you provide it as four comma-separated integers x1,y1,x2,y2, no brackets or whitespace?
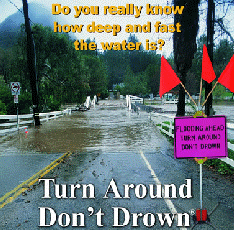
0,3,69,49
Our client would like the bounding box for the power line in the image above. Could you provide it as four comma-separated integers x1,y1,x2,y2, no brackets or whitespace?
7,0,24,16
6,0,35,25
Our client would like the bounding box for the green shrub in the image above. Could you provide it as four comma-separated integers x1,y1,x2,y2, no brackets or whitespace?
0,100,7,115
18,92,32,114
46,95,61,111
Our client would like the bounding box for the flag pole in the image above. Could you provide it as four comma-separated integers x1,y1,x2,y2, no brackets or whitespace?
202,81,219,107
198,77,203,109
179,82,198,107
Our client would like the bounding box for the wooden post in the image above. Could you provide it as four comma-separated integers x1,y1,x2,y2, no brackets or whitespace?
22,0,40,126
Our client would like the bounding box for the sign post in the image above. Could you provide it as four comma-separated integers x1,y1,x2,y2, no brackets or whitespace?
194,157,207,214
159,48,233,229
11,82,20,130
15,96,19,129
174,114,227,228
200,163,202,211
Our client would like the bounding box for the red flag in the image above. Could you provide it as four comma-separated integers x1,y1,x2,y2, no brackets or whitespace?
218,54,234,93
159,56,181,98
202,44,216,83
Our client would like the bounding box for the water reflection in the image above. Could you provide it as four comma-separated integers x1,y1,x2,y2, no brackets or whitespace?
83,101,167,153
1,100,234,156
0,112,102,154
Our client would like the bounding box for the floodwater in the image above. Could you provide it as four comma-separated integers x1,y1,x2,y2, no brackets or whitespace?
1,99,233,196
1,100,234,156
150,103,234,122
0,100,169,196
213,105,234,123
0,111,99,155
1,100,234,229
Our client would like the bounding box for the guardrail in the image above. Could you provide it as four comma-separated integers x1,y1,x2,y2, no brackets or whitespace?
84,95,97,109
150,112,234,168
126,95,143,111
0,108,72,135
0,94,98,136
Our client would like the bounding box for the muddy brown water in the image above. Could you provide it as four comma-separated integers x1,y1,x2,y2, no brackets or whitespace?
0,100,169,155
0,100,170,197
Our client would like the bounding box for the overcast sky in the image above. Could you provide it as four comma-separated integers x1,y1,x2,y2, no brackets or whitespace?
1,0,233,57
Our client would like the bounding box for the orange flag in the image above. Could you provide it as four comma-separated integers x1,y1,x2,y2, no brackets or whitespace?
202,44,216,83
218,54,234,93
159,56,181,98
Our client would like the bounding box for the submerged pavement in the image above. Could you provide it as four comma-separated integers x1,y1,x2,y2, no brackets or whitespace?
0,100,234,229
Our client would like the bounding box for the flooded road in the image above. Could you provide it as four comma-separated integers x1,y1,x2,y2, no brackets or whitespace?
0,111,99,154
0,100,172,157
0,100,170,199
0,100,166,154
0,100,234,229
150,103,234,122
1,100,233,156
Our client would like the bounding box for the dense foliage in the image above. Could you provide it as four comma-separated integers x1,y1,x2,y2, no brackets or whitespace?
0,24,107,114
0,23,233,115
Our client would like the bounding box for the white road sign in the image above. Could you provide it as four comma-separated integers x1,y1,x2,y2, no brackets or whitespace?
11,82,20,95
14,95,18,104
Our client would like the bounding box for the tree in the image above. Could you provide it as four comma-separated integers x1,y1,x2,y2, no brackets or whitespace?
102,50,129,89
213,84,226,100
174,0,200,116
0,100,7,115
22,0,40,125
0,23,109,114
122,66,149,96
84,55,107,97
19,24,94,107
145,54,161,95
213,39,234,76
214,0,234,42
103,34,162,95
186,35,205,95
0,76,12,114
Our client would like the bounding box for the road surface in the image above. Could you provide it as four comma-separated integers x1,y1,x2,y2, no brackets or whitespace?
0,100,234,229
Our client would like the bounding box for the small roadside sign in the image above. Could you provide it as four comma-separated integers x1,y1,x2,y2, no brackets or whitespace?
174,116,227,159
11,82,20,95
14,95,18,104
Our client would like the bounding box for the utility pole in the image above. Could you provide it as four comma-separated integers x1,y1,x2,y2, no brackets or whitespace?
205,0,215,116
22,0,40,126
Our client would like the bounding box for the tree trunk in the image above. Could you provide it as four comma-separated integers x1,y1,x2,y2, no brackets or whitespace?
173,0,200,116
205,0,215,116
176,72,186,116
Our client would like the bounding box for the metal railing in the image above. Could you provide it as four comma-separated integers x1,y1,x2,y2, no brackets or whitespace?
0,95,98,136
126,95,143,111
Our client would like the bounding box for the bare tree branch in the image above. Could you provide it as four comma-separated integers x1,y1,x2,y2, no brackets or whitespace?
215,18,234,42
